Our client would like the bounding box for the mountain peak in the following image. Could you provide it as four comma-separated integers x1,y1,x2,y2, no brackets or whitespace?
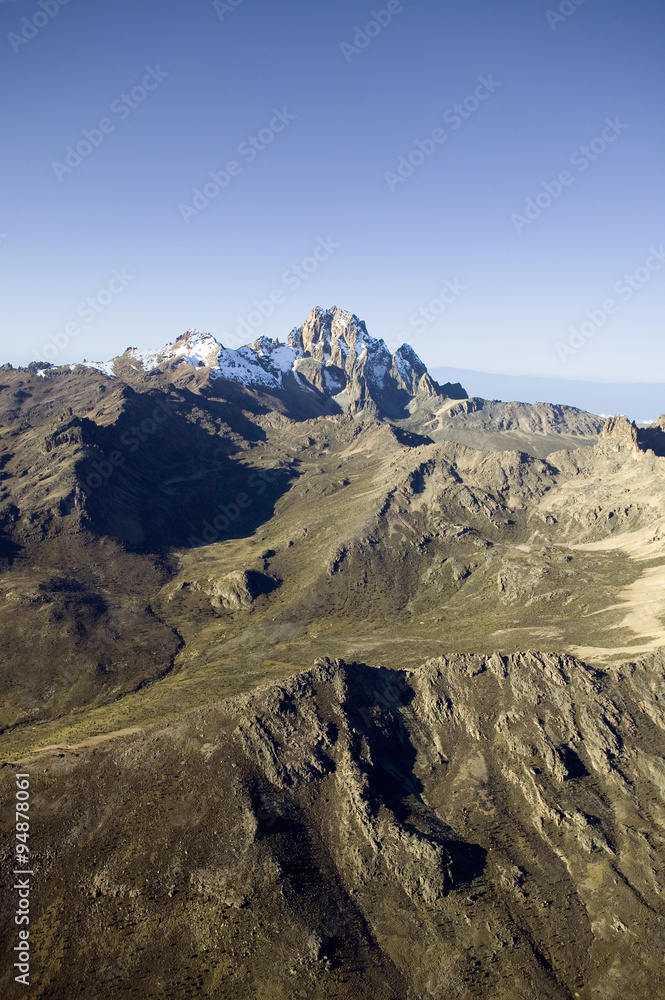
283,306,464,415
50,307,468,417
287,306,371,362
124,329,223,372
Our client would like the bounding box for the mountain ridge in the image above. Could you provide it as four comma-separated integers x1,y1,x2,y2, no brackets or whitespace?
17,306,610,455
4,648,665,998
26,306,468,420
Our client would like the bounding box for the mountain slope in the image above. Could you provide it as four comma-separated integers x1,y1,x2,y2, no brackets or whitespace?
0,394,663,748
4,651,665,999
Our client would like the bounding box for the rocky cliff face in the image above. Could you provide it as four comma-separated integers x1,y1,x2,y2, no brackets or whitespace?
285,307,457,416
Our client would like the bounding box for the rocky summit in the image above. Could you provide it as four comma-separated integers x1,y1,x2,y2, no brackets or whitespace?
1,307,665,999
94,306,469,418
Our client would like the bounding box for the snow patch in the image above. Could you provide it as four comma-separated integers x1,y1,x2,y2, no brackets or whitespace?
212,347,283,389
393,348,415,381
128,330,223,372
82,362,117,379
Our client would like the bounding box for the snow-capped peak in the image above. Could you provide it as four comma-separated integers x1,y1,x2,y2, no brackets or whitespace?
125,330,223,372
70,307,463,413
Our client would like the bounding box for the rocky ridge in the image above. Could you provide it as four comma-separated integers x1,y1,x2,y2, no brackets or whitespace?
4,650,665,998
61,306,468,419
23,306,606,451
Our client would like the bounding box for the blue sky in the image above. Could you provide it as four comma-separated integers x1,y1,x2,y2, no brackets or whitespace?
1,0,663,381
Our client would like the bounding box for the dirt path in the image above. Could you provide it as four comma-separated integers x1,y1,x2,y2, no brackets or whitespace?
16,725,144,764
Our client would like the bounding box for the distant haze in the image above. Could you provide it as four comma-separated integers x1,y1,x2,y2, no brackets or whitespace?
433,368,665,423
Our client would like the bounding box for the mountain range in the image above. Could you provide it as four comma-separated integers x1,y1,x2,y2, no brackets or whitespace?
2,307,665,999
60,304,468,417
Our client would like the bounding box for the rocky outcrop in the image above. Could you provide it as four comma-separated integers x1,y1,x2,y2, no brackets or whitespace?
600,414,641,454
636,413,665,456
177,570,279,609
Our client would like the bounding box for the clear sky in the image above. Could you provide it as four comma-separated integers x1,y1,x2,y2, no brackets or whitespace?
1,0,663,381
